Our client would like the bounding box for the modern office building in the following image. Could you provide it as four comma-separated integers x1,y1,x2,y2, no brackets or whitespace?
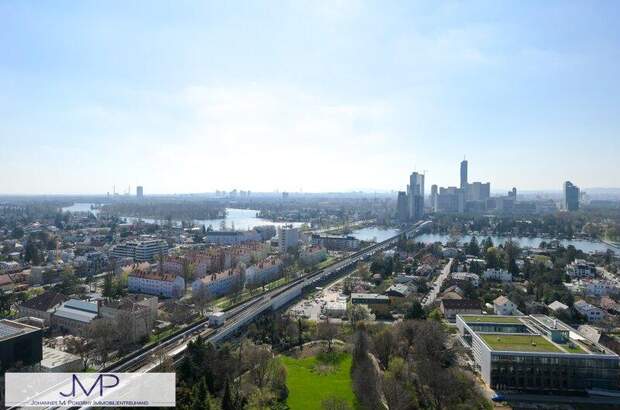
111,239,168,262
467,181,491,202
457,314,620,393
396,191,409,222
136,185,144,198
564,181,580,211
460,159,468,190
277,225,300,253
0,319,43,371
408,172,425,221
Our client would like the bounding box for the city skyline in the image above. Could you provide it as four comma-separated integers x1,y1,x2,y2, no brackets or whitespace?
2,1,620,194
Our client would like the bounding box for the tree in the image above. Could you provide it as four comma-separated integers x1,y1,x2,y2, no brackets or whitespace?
405,300,426,320
372,327,396,369
182,259,195,293
192,285,213,317
103,274,114,299
87,319,115,365
466,236,480,257
347,304,370,324
65,336,92,370
316,320,338,352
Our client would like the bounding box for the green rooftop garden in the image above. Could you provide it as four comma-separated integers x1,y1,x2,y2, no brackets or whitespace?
464,315,522,324
561,341,587,354
480,334,563,353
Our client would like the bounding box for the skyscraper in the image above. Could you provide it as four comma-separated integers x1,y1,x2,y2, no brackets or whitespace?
430,184,438,211
408,172,425,221
563,181,580,211
136,186,144,199
397,191,409,222
460,159,468,190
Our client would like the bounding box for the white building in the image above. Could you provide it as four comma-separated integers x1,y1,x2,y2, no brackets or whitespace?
192,268,242,297
128,271,185,298
204,230,261,245
548,300,569,313
324,301,347,318
299,246,327,265
483,268,512,282
111,239,168,262
566,259,596,279
493,296,518,315
574,300,605,322
451,272,480,287
245,256,283,286
278,225,300,253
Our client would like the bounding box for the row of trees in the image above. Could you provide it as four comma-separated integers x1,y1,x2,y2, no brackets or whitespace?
351,320,491,410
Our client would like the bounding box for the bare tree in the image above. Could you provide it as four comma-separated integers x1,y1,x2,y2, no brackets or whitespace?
193,285,213,317
86,319,115,366
316,320,338,352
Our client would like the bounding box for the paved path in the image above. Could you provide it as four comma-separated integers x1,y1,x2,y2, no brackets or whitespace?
423,258,453,307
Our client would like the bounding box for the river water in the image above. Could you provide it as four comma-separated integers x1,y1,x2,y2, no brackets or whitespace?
413,233,616,254
61,205,301,231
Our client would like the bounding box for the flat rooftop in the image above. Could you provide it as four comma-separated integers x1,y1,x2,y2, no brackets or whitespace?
480,334,563,353
463,315,522,324
459,314,616,356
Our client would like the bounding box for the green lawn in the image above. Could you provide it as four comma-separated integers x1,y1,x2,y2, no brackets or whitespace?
480,334,562,353
562,342,587,354
281,353,357,410
463,315,522,324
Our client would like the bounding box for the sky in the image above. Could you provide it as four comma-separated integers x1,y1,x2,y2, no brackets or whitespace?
1,1,619,195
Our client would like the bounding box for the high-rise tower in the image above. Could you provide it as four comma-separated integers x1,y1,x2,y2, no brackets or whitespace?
460,159,468,190
408,172,425,221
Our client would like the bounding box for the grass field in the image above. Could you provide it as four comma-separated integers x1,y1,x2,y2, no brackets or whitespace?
481,334,562,353
463,315,522,324
281,352,357,410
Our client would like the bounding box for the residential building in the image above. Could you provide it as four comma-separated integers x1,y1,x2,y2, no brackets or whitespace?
456,314,620,393
278,225,300,253
0,319,43,371
17,291,68,326
493,296,518,315
440,299,481,321
245,256,283,286
564,181,580,211
0,261,21,274
52,299,99,335
548,300,569,313
111,239,168,262
311,234,360,251
192,267,242,298
299,245,327,266
566,259,596,279
99,297,155,342
127,270,185,298
574,300,605,322
204,230,261,245
384,284,412,299
451,272,480,287
483,268,512,282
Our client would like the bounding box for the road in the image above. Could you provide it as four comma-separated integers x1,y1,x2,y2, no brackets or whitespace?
422,258,453,307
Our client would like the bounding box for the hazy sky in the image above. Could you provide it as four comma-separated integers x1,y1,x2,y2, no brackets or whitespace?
1,1,619,195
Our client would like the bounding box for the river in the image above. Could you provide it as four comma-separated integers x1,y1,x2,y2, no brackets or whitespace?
61,205,301,231
413,233,616,254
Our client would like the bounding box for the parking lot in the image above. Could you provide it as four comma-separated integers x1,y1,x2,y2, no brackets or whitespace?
288,278,348,322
